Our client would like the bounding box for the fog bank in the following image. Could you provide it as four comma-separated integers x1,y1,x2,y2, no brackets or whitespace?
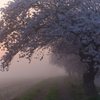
0,51,66,85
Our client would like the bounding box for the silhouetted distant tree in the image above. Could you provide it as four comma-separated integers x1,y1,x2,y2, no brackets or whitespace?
49,53,85,79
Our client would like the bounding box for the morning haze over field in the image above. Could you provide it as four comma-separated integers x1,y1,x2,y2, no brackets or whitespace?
0,46,66,81
0,0,66,84
1,0,100,100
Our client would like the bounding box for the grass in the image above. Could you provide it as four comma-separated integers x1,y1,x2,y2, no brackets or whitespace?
0,78,44,100
65,78,85,100
10,75,100,100
44,82,59,100
12,79,49,100
64,75,100,100
85,95,100,100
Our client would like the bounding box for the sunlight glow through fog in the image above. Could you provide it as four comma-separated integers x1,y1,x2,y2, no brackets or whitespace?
0,0,66,80
0,0,13,8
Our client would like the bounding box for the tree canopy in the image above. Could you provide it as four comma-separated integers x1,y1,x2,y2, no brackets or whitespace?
0,0,100,95
0,0,100,71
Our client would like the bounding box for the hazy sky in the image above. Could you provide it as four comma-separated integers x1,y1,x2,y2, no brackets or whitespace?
0,0,13,8
0,51,66,79
0,0,66,80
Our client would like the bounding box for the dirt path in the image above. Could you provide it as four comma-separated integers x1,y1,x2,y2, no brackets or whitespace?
35,77,73,100
8,76,74,100
34,79,54,100
57,77,73,100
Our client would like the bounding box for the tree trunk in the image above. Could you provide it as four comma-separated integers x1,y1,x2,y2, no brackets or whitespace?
83,72,98,95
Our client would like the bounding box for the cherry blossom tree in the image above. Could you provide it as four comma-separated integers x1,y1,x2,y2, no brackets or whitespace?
0,0,100,95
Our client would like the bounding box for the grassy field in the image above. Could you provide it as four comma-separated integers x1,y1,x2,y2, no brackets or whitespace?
0,78,45,100
64,76,100,100
44,82,59,100
12,77,60,100
12,79,50,100
1,76,100,100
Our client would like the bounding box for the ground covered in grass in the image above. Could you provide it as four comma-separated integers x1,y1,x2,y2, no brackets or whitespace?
12,75,100,100
44,83,59,100
12,79,51,100
64,76,100,100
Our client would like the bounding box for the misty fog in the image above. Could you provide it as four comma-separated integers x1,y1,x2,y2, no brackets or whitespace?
0,49,67,100
0,49,66,85
0,1,65,99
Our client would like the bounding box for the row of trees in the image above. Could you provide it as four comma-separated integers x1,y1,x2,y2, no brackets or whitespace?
0,0,100,95
49,53,85,80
